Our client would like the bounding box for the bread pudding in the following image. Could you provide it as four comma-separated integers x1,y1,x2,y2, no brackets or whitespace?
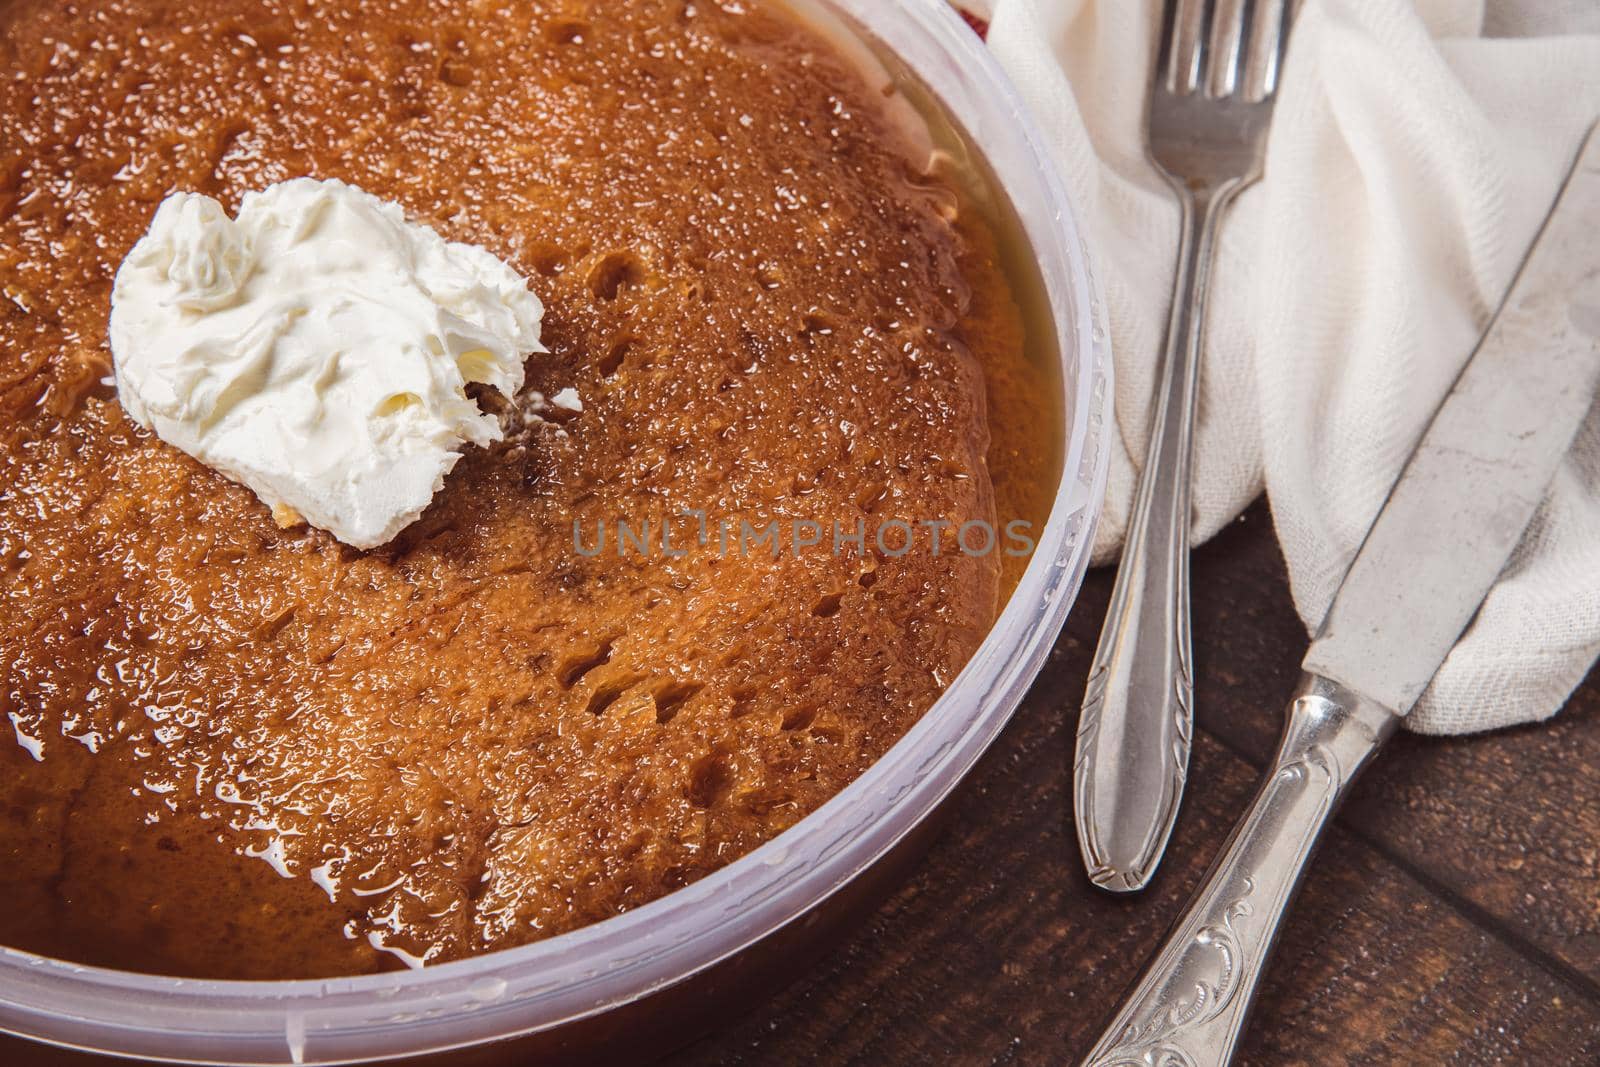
0,0,1056,977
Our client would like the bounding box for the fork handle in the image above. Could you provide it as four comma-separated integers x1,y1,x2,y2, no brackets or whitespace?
1075,178,1246,893
1081,675,1401,1067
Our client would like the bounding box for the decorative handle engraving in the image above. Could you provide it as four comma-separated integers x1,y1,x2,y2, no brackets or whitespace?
1082,676,1400,1067
1074,182,1239,893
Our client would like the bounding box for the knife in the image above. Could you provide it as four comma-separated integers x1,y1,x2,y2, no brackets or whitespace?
1081,121,1600,1067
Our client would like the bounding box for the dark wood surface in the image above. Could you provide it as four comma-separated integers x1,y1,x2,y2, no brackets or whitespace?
669,501,1600,1066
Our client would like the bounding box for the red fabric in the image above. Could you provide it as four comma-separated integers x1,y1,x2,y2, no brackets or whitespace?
959,10,990,39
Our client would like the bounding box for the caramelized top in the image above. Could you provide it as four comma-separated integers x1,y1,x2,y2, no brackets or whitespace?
0,0,1048,977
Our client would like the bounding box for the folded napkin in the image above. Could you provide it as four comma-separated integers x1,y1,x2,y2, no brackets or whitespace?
964,0,1600,734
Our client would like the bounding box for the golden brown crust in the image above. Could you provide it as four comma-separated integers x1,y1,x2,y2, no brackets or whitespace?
0,0,1032,977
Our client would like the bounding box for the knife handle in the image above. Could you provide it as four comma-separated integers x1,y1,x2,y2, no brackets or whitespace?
1081,675,1401,1067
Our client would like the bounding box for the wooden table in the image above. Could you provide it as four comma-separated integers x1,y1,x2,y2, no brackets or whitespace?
670,501,1600,1066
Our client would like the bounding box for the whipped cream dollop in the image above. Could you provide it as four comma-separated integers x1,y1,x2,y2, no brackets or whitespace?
110,178,545,549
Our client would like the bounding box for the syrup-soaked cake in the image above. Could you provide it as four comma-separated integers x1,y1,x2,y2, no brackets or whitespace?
0,0,1055,977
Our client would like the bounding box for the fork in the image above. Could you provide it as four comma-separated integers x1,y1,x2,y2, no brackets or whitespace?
1075,0,1297,894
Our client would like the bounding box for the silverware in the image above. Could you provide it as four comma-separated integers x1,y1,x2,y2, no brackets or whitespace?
1082,122,1600,1067
1077,0,1298,894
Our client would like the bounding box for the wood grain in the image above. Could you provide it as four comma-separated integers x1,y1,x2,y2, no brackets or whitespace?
671,502,1600,1066
1193,503,1600,994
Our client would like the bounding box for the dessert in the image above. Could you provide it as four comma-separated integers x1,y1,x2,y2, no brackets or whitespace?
0,0,1056,978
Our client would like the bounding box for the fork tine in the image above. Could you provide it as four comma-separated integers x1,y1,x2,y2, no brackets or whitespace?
1207,0,1251,98
1222,0,1260,97
1163,0,1214,95
1255,0,1294,99
1157,0,1181,92
1190,0,1222,94
1189,0,1217,94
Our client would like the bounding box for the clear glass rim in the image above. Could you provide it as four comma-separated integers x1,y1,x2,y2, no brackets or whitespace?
0,1,1112,1062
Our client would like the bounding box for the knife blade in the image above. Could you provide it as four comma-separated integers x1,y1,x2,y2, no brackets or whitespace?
1082,121,1600,1067
1304,140,1600,712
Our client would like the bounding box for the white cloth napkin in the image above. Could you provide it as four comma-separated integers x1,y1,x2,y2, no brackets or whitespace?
964,0,1600,734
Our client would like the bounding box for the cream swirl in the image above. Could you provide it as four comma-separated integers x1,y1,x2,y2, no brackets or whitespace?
110,178,545,549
